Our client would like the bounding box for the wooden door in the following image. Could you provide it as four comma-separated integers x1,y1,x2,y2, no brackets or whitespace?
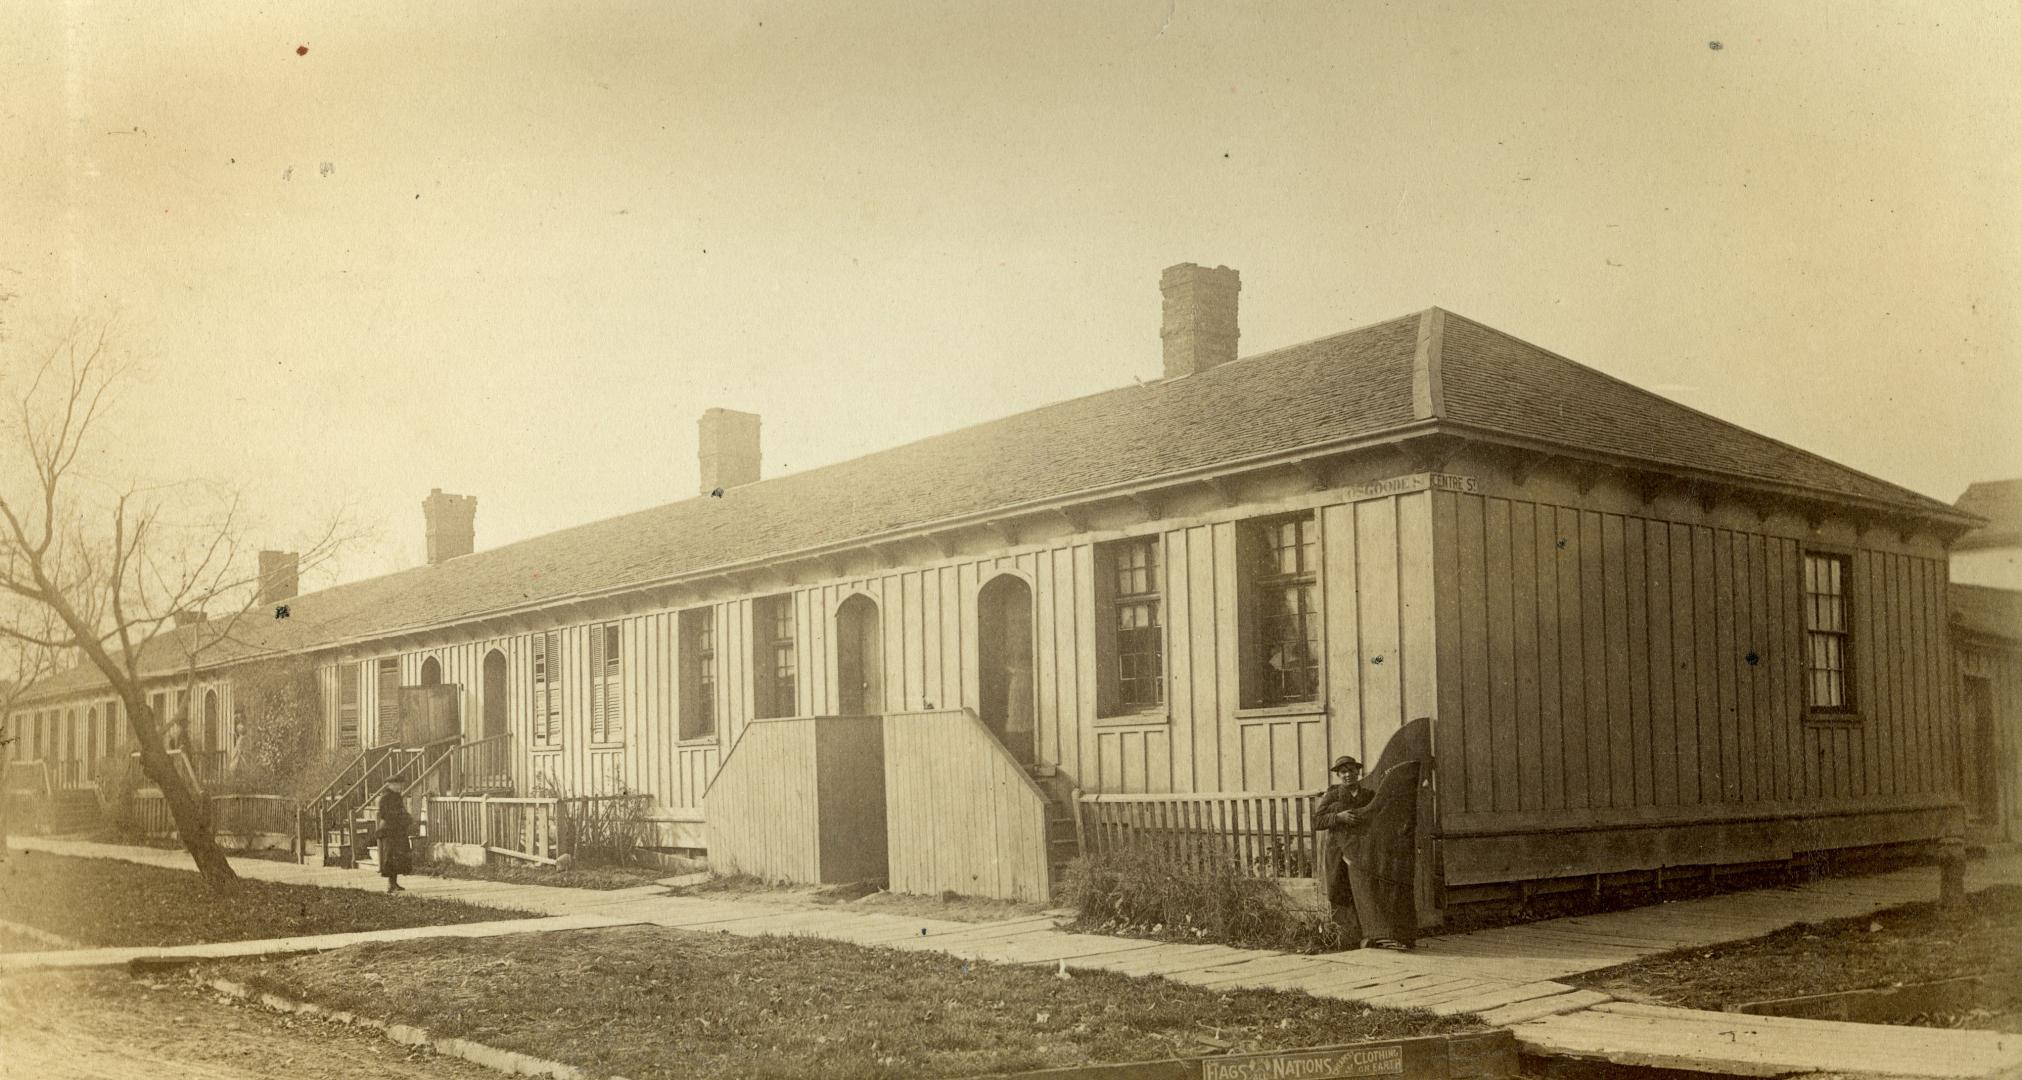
482,650,508,738
836,595,883,716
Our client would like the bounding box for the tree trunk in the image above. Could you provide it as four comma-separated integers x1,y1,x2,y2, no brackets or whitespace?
127,700,238,888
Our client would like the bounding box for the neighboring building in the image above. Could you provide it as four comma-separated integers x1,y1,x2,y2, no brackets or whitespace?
1951,480,2022,590
2,264,1984,913
1949,480,2022,844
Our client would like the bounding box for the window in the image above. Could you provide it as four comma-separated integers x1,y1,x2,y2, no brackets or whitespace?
1804,552,1853,713
335,666,359,747
679,608,717,741
755,596,797,720
1242,513,1321,708
532,630,564,745
109,699,123,750
86,706,98,769
1097,536,1165,715
377,659,400,744
590,623,622,743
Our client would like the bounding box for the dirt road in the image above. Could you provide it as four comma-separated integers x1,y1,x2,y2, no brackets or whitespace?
0,970,504,1080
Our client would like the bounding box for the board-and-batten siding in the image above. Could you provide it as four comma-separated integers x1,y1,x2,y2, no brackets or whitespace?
304,486,1434,825
1432,489,1957,849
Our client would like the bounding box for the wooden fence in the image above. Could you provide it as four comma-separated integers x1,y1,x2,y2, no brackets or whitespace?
425,796,562,865
130,791,300,853
1078,791,1319,880
883,709,1053,902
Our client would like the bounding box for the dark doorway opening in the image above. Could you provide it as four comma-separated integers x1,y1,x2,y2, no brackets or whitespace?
977,574,1037,766
201,689,219,752
421,656,443,686
1966,676,1999,823
482,649,508,738
836,594,883,716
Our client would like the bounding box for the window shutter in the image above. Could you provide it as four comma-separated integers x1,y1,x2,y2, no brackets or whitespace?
589,625,606,742
532,632,548,743
604,625,622,741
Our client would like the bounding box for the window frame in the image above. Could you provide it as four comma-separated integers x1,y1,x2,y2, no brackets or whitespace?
753,595,798,721
334,667,359,748
1238,511,1325,712
1801,549,1857,719
678,607,718,743
531,630,564,747
589,622,624,746
1095,534,1168,721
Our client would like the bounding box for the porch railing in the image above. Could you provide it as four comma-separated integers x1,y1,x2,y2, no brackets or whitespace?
425,795,562,865
1077,790,1318,880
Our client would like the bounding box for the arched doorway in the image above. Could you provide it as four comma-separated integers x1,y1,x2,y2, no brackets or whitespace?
835,594,883,716
482,649,508,738
420,656,442,686
201,689,219,752
977,574,1037,765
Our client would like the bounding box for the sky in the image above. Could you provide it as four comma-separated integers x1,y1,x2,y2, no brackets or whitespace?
2,1,2017,593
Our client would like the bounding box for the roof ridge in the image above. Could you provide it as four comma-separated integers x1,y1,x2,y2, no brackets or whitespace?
1411,307,1448,421
1437,310,1958,516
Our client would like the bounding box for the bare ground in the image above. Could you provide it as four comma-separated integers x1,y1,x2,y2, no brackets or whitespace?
0,970,505,1080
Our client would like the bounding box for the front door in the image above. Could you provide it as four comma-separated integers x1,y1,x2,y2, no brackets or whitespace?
482,650,508,738
836,595,883,716
978,575,1037,766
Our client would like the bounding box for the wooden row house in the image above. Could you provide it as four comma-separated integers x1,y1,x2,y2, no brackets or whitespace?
4,263,1983,911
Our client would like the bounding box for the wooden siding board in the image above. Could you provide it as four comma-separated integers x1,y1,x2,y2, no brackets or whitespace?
1432,491,1467,822
1486,499,1518,813
1645,522,1677,807
1581,511,1611,808
1511,500,1544,812
1324,503,1364,764
1669,523,1701,806
1533,502,1565,811
1557,505,1590,811
1212,522,1242,798
1189,526,1222,793
1458,495,1494,814
1602,513,1635,809
1692,526,1723,806
1165,528,1197,793
1624,517,1653,807
1715,530,1744,804
1397,493,1439,737
1358,498,1404,764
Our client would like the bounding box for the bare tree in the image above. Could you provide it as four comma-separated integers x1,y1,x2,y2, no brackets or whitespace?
0,318,350,887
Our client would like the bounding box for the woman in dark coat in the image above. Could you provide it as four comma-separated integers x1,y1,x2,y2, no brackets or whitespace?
376,783,413,892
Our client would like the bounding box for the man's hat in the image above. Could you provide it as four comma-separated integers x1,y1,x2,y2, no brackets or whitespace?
1330,755,1362,773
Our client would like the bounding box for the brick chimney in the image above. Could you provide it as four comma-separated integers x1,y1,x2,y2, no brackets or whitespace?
1160,263,1241,379
258,550,299,605
173,608,208,627
698,408,761,495
423,489,478,564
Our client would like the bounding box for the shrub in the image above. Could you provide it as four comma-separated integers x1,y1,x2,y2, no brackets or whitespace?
559,789,653,868
230,659,324,789
93,754,145,838
1064,841,1338,952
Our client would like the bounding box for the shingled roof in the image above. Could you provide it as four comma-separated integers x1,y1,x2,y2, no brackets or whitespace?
16,308,1963,703
1954,479,2022,551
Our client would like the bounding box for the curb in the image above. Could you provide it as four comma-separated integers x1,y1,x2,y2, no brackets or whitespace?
203,976,628,1080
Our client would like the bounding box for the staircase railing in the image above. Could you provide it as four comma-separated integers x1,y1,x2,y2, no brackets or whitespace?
405,732,512,799
300,738,458,866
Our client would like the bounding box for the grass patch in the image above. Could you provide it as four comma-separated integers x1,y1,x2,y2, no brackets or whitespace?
1570,884,2022,1030
1064,845,1338,952
672,874,1048,924
229,925,1479,1080
414,857,666,892
0,850,530,948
